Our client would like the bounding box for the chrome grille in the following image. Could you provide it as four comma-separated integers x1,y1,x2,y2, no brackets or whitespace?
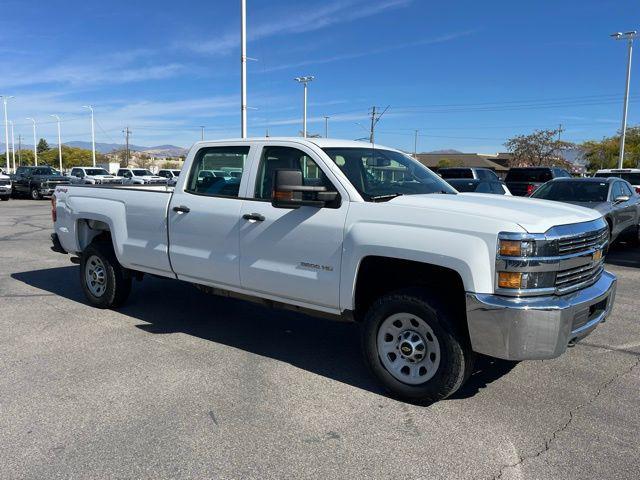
555,260,605,294
45,180,70,188
557,228,608,255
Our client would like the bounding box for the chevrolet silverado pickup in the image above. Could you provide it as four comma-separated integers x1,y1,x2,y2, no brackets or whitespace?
51,138,617,403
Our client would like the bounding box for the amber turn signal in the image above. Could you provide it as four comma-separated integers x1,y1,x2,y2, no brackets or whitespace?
499,240,522,256
498,272,523,289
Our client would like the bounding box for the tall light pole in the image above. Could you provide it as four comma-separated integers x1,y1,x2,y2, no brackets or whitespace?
50,115,63,173
324,116,329,138
10,121,15,172
26,117,37,166
1,95,13,173
240,0,247,138
294,76,314,138
83,105,96,167
200,126,205,141
611,31,637,169
414,129,419,158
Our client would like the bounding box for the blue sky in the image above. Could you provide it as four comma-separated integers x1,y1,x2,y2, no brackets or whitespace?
2,0,640,152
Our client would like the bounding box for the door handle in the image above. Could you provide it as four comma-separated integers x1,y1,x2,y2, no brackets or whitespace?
173,205,190,213
242,213,265,222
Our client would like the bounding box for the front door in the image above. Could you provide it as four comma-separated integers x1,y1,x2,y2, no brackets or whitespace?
168,145,251,288
239,144,347,310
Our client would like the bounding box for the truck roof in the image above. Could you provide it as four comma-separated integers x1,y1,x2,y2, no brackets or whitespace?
193,137,401,152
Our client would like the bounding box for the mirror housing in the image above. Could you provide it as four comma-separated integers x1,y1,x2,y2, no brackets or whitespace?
271,169,338,209
614,195,630,203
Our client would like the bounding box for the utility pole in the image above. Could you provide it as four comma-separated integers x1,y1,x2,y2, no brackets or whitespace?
17,134,22,166
324,116,329,138
294,76,314,138
1,95,13,174
50,115,63,173
414,129,419,158
123,127,131,167
240,0,247,138
26,117,37,166
558,124,563,142
200,126,205,141
368,105,389,144
611,31,637,169
83,105,96,167
10,121,16,172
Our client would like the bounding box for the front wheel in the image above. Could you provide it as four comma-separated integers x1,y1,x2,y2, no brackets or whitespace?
0,196,8,201
362,289,474,404
30,188,41,200
80,242,132,308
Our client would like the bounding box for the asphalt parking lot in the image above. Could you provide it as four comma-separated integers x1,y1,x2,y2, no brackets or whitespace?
1,199,639,480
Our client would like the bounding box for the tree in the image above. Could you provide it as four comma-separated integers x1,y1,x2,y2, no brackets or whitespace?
436,158,463,168
581,126,640,171
37,138,50,154
135,153,153,169
504,127,573,167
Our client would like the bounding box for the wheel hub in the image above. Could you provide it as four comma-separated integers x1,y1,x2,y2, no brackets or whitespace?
397,330,426,363
85,255,107,297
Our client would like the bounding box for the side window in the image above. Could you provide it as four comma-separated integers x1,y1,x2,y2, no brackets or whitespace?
486,170,499,181
254,146,335,200
186,146,249,198
117,170,125,177
475,181,492,193
611,182,624,200
491,182,506,194
622,183,634,196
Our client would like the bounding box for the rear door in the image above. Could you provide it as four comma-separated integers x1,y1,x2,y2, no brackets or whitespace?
238,142,348,310
168,144,253,288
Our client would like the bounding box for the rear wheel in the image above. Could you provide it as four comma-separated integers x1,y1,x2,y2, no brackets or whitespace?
362,289,474,404
80,242,131,308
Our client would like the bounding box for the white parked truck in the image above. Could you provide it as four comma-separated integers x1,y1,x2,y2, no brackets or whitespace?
69,166,124,185
51,138,617,403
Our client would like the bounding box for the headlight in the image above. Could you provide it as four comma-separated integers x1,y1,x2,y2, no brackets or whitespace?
498,239,536,257
497,271,556,290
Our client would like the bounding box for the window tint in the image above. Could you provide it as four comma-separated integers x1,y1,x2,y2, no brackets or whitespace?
254,146,334,200
447,180,478,192
186,146,248,198
439,168,473,179
491,182,506,194
474,181,492,193
532,181,609,202
611,182,625,200
505,168,552,182
485,170,499,181
621,182,634,196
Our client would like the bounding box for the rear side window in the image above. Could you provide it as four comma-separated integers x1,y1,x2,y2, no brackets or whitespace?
505,168,552,182
186,146,249,198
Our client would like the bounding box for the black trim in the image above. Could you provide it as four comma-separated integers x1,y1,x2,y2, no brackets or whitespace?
50,233,67,254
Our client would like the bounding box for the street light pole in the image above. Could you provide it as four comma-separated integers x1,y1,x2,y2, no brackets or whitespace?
414,129,419,158
294,76,314,138
611,31,637,169
83,105,96,167
200,126,205,141
10,121,15,172
1,95,13,173
26,117,37,166
50,115,63,173
240,0,247,138
324,116,329,138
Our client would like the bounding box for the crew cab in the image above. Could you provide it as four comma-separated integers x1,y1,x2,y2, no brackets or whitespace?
12,165,71,199
69,167,124,185
51,138,617,403
116,168,167,185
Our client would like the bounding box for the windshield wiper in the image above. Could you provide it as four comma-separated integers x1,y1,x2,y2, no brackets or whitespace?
370,193,404,202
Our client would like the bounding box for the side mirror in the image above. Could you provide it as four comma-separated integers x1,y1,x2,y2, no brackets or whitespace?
614,195,630,203
271,169,338,209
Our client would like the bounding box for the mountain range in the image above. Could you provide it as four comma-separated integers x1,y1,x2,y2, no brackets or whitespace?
64,141,187,157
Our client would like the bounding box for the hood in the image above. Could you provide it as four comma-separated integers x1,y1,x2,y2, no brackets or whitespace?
562,200,611,215
88,174,117,179
388,193,601,233
34,175,71,181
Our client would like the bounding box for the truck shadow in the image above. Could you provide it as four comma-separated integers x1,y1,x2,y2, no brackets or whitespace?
12,266,516,403
605,242,640,269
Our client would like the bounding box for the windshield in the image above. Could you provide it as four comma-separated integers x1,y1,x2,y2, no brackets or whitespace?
132,169,153,176
594,172,640,184
439,168,473,179
531,181,609,202
33,167,59,176
322,147,456,201
505,168,552,182
85,168,109,176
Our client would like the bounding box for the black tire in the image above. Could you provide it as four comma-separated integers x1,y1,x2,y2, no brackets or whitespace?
30,187,41,200
629,224,640,248
80,242,131,308
0,196,8,201
362,289,474,404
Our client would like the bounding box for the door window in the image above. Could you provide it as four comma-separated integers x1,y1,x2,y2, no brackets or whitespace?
254,146,335,201
186,146,249,198
611,182,625,200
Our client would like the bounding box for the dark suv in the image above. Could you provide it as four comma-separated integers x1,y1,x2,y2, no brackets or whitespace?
505,167,572,196
11,166,71,199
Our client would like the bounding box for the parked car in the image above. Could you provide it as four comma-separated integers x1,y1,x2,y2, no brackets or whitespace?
594,168,640,194
438,167,500,181
530,177,640,247
51,138,617,404
505,167,572,196
446,179,511,195
0,170,11,200
157,169,182,186
116,168,167,185
11,165,71,199
69,167,124,185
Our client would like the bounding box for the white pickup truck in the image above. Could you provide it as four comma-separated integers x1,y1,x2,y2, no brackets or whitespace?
51,138,617,403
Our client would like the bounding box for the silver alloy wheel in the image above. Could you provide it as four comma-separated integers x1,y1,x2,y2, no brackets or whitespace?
31,188,39,200
85,255,107,297
377,312,441,385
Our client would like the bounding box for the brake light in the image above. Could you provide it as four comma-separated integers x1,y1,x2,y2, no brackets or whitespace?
526,184,538,196
51,195,57,222
636,187,640,195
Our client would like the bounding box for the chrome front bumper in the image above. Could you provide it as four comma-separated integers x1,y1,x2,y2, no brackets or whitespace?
466,271,617,360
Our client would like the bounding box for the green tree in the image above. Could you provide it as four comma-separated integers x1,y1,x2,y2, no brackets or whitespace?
504,127,573,167
436,158,463,168
37,138,50,153
580,126,640,171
